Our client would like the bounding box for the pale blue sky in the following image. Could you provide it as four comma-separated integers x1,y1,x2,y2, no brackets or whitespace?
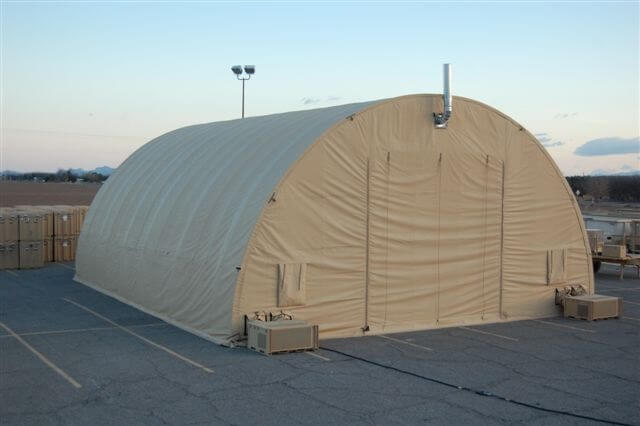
1,1,638,174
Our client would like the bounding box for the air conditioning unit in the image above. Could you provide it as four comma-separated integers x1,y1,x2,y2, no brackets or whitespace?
564,295,622,321
602,244,627,259
247,319,318,355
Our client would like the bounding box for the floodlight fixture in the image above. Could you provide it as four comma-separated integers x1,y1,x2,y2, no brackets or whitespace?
230,64,256,118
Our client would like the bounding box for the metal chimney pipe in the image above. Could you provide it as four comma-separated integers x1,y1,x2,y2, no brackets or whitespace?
443,63,452,118
434,63,452,128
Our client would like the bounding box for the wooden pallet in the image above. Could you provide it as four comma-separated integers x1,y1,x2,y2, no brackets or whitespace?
566,315,620,321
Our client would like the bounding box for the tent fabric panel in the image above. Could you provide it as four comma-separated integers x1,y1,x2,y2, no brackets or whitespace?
233,105,372,337
501,122,592,319
75,100,379,344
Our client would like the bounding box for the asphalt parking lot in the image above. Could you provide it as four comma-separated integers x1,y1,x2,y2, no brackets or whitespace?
1,263,639,426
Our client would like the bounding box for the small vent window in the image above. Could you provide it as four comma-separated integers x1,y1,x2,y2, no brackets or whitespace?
547,248,567,285
277,263,307,307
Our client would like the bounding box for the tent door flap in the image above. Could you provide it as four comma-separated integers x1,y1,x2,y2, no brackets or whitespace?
277,263,307,307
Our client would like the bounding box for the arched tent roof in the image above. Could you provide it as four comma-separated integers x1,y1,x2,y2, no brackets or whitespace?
75,100,381,343
76,94,592,345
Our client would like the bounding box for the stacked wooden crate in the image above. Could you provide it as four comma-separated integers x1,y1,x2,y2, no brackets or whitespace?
73,206,89,236
0,208,20,269
38,206,55,262
52,206,78,262
13,206,53,263
0,205,89,269
16,207,44,269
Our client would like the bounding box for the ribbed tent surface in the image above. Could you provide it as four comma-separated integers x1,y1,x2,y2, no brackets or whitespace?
75,94,593,345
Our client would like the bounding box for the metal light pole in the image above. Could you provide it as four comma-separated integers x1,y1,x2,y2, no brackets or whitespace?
231,65,255,118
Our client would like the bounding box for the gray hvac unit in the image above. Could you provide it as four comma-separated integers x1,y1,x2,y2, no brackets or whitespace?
247,319,319,355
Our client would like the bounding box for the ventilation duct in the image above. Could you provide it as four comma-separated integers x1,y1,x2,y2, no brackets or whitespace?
434,63,452,128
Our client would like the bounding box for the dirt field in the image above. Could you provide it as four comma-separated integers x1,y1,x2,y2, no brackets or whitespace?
0,182,101,207
578,200,640,219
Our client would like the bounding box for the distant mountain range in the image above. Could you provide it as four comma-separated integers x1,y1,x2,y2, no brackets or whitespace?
589,169,640,176
69,166,115,176
2,165,637,178
1,166,115,177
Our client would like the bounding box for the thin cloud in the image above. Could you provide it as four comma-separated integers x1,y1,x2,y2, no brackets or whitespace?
554,112,578,119
302,96,342,105
542,141,565,148
301,97,320,105
535,133,552,143
574,137,640,156
535,132,563,147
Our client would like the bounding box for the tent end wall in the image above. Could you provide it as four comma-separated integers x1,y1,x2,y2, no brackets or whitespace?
232,94,592,341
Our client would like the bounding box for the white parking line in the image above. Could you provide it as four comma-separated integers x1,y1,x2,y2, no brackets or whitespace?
4,270,18,277
0,321,82,389
379,335,433,351
55,262,75,271
459,326,519,342
0,323,168,339
623,316,640,322
623,300,640,306
63,298,214,374
304,351,331,361
532,320,596,333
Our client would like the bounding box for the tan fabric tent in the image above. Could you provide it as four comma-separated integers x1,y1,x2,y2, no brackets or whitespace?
75,94,593,345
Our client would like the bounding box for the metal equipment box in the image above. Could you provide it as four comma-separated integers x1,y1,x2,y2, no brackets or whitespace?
564,295,622,321
247,319,319,355
602,244,627,259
